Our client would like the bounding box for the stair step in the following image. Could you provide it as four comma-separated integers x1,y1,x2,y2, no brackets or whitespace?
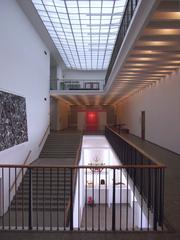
8,132,81,217
12,196,70,201
17,188,71,193
10,207,67,211
15,193,70,198
22,176,71,181
11,200,69,206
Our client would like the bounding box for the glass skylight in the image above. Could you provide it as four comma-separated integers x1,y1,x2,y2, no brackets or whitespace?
32,0,127,70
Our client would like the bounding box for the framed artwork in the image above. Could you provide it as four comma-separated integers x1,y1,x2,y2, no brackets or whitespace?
0,90,28,151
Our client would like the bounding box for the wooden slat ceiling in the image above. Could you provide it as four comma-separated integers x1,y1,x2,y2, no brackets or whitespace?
59,0,180,106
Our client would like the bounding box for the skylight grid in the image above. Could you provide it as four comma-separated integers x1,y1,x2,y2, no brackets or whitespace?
32,0,127,70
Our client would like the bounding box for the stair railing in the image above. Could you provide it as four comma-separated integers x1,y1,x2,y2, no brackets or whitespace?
38,124,50,148
10,150,31,193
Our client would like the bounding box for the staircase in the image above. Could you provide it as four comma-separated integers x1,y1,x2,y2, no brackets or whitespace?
40,132,81,159
11,168,71,212
7,131,82,229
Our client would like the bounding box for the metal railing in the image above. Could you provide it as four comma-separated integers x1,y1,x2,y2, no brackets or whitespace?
105,0,139,84
0,163,165,231
105,126,166,230
0,125,165,232
50,79,105,91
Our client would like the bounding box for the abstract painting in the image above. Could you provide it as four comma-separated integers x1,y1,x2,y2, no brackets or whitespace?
0,90,28,151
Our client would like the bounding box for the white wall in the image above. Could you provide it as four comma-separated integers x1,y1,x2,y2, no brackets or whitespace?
0,0,50,165
116,69,180,154
63,70,106,81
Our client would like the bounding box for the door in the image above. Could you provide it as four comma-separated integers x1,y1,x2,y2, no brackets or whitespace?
141,111,145,140
86,112,98,132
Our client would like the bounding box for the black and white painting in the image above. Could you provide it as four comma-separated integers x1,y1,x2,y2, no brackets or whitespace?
0,90,28,151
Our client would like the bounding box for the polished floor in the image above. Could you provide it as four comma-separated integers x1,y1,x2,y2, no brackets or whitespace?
81,204,134,231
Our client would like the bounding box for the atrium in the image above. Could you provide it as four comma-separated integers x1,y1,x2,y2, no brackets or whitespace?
0,0,180,240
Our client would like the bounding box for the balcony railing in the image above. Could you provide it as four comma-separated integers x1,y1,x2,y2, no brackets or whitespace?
105,126,166,231
0,126,165,232
105,0,139,84
0,164,165,231
50,79,105,91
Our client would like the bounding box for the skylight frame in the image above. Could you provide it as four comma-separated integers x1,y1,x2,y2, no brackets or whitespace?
32,0,127,70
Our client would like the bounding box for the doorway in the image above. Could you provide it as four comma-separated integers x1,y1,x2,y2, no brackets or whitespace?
141,111,145,140
86,112,98,132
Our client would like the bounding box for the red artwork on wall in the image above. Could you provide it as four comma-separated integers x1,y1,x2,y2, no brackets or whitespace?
86,111,98,132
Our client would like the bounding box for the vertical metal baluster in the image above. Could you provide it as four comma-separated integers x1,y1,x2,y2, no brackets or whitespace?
22,168,24,230
15,167,17,229
156,168,159,229
92,168,94,231
112,169,116,231
140,167,143,231
147,167,150,231
70,168,73,231
88,168,94,231
118,168,120,231
132,166,136,231
105,168,107,231
120,168,122,231
98,169,100,231
161,168,165,230
85,168,87,231
78,168,80,231
1,167,4,230
158,168,161,229
152,168,154,225
28,168,33,230
9,168,11,230
36,168,38,230
42,168,45,231
159,168,161,229
153,169,158,231
63,168,66,230
50,168,52,231
57,168,59,231
2,168,4,230
126,169,129,231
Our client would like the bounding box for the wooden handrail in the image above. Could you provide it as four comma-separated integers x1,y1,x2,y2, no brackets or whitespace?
0,164,166,169
10,150,32,192
106,125,165,166
38,124,50,147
